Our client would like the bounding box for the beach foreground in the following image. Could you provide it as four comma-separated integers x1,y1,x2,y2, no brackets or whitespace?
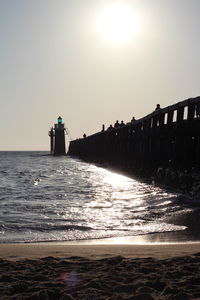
0,243,200,299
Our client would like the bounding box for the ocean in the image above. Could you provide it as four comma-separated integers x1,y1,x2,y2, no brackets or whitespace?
0,151,199,244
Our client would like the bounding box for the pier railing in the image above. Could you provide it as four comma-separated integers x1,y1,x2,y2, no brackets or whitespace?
68,97,200,174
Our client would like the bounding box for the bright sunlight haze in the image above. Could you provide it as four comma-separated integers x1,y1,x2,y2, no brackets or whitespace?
97,3,140,45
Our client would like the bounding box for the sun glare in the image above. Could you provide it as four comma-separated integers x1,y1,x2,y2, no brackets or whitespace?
104,172,131,188
97,3,140,45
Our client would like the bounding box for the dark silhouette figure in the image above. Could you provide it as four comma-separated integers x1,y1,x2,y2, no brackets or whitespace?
120,121,125,126
83,133,87,138
107,124,114,130
131,117,136,122
155,104,161,110
114,120,120,128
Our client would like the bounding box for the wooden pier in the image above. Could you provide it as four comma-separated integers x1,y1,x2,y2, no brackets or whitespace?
68,97,200,186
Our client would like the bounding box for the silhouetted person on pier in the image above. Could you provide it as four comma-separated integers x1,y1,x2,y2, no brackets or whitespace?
83,133,87,138
126,117,136,126
155,104,161,110
114,120,120,128
107,124,114,130
120,120,125,126
131,117,136,122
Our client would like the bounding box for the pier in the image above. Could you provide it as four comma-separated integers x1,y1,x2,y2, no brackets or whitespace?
68,97,200,187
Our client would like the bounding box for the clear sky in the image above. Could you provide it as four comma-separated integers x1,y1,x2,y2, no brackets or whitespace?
1,0,200,150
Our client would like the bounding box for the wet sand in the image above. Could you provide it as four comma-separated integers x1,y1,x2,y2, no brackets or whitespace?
0,242,200,299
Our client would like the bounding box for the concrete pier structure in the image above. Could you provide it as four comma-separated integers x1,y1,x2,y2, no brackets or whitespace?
49,117,66,155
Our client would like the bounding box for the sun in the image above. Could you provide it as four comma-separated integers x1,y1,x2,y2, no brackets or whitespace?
97,3,140,45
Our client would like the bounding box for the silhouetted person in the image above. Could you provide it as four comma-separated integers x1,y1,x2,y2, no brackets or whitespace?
155,104,161,110
107,124,114,130
131,117,136,122
120,120,125,126
83,133,87,138
102,124,105,132
114,120,120,128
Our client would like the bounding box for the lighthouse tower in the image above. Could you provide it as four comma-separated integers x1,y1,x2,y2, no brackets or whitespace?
48,116,66,155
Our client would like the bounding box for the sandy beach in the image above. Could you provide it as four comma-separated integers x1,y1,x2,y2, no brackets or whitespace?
1,242,200,299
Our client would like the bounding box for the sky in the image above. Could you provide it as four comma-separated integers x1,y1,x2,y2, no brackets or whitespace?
1,0,200,150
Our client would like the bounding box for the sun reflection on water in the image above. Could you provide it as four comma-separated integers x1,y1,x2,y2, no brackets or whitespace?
103,171,132,188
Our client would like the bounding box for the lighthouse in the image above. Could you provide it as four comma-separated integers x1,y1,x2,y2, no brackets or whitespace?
48,116,66,155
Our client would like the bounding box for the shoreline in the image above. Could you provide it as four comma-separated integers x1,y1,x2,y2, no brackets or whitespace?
0,238,200,261
2,227,200,247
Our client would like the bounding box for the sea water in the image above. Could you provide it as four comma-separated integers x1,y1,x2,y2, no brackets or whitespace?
0,151,199,244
